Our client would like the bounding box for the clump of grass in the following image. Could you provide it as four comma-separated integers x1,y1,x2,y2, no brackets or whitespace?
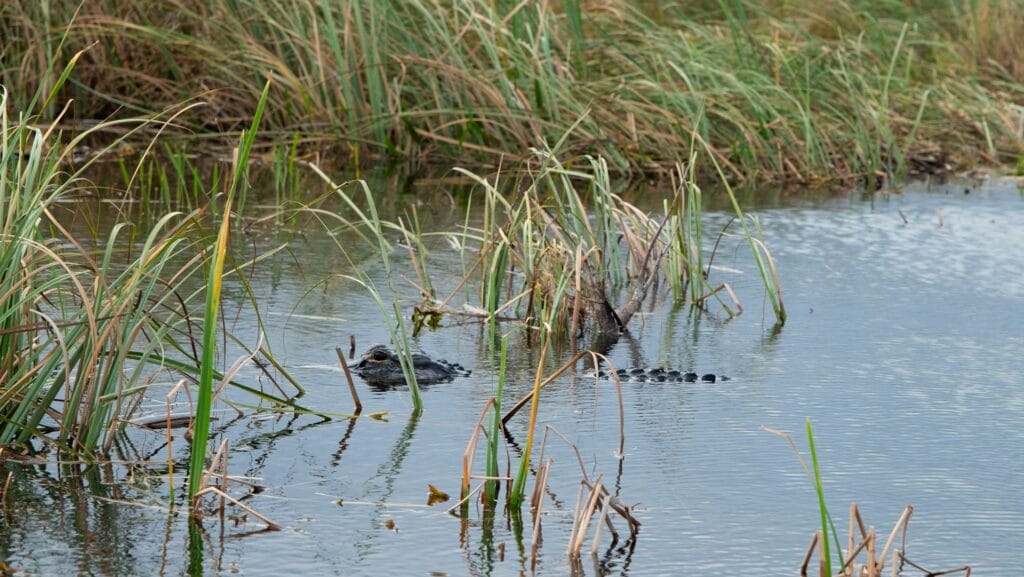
0,72,300,461
768,423,972,577
4,0,1023,180
445,144,780,342
456,335,638,560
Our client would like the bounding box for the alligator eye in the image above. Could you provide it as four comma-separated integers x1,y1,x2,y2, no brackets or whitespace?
372,349,390,361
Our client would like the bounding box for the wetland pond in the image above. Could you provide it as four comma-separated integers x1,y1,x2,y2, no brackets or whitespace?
1,177,1022,576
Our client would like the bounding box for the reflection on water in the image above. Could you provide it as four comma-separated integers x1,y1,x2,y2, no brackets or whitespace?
1,179,1022,576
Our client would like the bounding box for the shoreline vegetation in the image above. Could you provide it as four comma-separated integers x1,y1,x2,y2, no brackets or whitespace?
2,0,1023,182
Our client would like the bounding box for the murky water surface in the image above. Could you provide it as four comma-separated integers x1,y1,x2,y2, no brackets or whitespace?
2,179,1021,576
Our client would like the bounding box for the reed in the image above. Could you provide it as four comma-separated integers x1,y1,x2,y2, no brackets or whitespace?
1,73,300,461
765,422,845,575
445,145,775,341
483,336,508,505
4,0,1022,180
806,419,838,576
508,335,549,509
0,79,218,457
187,80,271,501
696,111,787,325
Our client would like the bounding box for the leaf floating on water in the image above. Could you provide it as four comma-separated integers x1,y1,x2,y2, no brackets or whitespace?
368,412,389,422
427,484,450,506
384,518,397,532
334,499,344,507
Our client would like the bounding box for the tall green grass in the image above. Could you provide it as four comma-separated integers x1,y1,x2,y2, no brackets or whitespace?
0,80,213,457
0,73,300,461
187,80,271,501
767,420,846,574
3,0,1021,180
806,419,838,576
453,144,774,341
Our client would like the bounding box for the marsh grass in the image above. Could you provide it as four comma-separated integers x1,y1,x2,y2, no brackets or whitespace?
187,80,271,502
444,145,780,340
299,143,782,385
5,0,1023,180
774,423,974,576
458,344,637,561
797,502,971,576
0,74,302,462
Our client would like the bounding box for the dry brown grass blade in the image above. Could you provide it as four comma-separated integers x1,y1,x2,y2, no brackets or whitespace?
900,557,971,577
530,458,551,511
193,487,280,531
582,479,640,536
877,505,913,572
537,425,589,485
568,479,604,557
800,531,820,577
530,456,553,569
165,378,188,492
590,492,614,555
694,282,743,315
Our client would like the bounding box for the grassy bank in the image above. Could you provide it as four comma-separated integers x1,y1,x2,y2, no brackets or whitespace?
2,0,1022,181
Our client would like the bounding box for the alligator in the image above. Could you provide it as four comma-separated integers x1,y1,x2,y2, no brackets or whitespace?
354,344,471,385
353,344,727,385
591,367,730,383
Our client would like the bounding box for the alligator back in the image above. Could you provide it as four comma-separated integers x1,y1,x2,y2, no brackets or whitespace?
594,366,729,383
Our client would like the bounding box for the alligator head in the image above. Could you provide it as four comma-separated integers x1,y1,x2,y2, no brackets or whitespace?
353,344,470,385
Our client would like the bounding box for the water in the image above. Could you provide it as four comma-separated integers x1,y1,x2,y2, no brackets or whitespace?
1,179,1021,576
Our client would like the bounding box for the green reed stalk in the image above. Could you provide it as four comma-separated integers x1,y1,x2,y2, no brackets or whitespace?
683,153,707,303
484,239,509,346
699,117,787,325
806,419,845,575
360,182,423,413
484,336,508,505
508,336,548,510
188,79,270,501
